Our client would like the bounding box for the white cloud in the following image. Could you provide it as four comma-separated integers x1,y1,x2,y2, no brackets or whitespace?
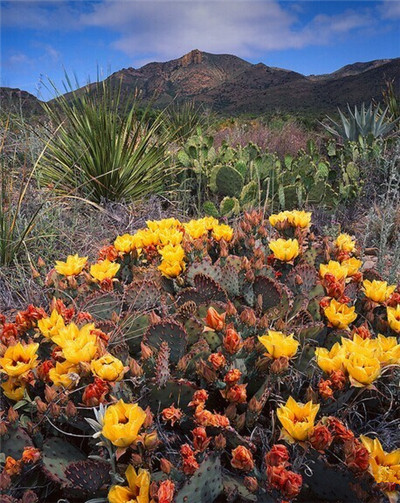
380,0,400,19
80,0,375,66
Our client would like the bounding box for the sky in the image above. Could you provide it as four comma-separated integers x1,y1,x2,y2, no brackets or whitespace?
1,0,399,100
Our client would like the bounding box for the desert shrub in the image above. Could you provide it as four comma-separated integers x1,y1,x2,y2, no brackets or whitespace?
1,210,399,503
39,79,173,203
164,100,214,143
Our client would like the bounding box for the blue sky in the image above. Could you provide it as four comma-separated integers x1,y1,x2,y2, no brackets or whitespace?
1,0,399,100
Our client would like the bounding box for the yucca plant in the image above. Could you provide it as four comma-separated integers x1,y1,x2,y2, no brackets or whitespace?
323,102,399,144
0,119,50,266
39,77,173,203
164,100,212,143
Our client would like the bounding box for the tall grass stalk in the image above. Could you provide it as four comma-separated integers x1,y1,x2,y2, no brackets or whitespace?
39,77,173,203
0,119,53,266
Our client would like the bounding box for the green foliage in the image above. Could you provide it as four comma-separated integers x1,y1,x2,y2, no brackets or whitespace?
324,102,399,144
39,78,172,203
164,101,213,143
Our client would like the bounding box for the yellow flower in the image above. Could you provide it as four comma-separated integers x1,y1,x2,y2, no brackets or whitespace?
212,224,234,242
48,361,79,388
52,322,98,364
269,211,291,227
183,220,208,239
0,343,39,377
288,210,312,228
319,260,348,281
114,234,136,254
91,354,125,381
102,400,146,447
341,257,362,276
37,309,65,339
158,260,185,278
341,334,381,359
158,229,183,246
158,244,185,263
376,334,400,365
146,218,180,232
55,254,87,276
360,436,400,485
276,397,319,441
258,330,299,359
202,216,219,230
135,229,159,247
363,280,396,304
315,342,346,373
269,238,300,262
335,233,356,253
1,378,26,401
324,299,357,329
344,353,381,386
387,305,400,333
108,465,150,503
90,259,120,282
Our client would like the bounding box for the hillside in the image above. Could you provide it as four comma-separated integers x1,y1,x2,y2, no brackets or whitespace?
1,50,399,116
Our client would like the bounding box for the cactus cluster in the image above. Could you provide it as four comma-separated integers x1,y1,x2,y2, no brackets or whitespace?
175,131,363,215
1,211,399,503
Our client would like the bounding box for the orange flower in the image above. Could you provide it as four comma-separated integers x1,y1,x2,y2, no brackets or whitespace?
4,456,21,476
204,307,226,331
158,480,175,503
318,379,334,400
180,444,199,475
223,328,243,354
231,446,254,471
224,369,242,385
161,405,183,426
223,384,247,403
192,427,211,452
309,425,333,451
21,447,41,464
344,439,369,472
82,378,109,406
208,352,226,370
189,389,208,408
212,414,230,428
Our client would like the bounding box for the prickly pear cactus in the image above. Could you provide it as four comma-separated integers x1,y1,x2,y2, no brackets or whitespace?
175,455,223,503
215,165,244,197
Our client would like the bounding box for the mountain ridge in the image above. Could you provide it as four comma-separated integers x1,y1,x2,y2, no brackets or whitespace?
1,50,399,116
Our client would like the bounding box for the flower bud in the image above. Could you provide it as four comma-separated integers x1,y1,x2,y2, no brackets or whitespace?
141,342,153,360
248,395,264,413
143,406,154,428
270,356,290,374
0,421,8,436
65,400,77,418
7,407,18,423
35,398,47,414
244,476,258,492
240,308,257,327
231,445,254,471
143,431,159,450
129,358,144,377
130,453,143,466
44,385,57,403
160,458,173,474
49,402,61,418
214,433,226,450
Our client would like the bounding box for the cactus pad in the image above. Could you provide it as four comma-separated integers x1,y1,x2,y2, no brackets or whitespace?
215,165,244,197
175,455,223,503
1,427,33,459
124,280,162,312
42,437,85,486
65,459,110,493
144,320,188,364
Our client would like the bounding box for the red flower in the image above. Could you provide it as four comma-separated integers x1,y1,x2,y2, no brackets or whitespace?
327,417,354,441
208,352,227,370
189,389,208,408
330,370,346,390
192,427,211,452
223,384,247,404
318,379,334,400
223,327,243,354
82,378,109,406
161,405,183,426
224,368,242,385
21,447,41,464
265,444,290,467
204,307,226,331
344,439,369,472
309,425,333,451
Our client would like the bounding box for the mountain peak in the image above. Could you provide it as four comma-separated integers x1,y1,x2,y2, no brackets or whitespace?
179,49,203,67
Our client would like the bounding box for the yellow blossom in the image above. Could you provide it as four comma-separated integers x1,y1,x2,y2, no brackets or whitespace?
0,343,39,377
319,260,348,281
102,400,146,447
108,465,150,503
158,260,185,278
183,220,208,239
48,361,79,388
276,397,319,441
341,335,381,359
345,353,381,386
288,210,312,228
52,323,98,364
324,299,357,329
335,233,356,253
146,218,180,232
315,342,346,373
341,257,362,276
158,244,185,263
55,254,87,276
269,238,300,262
258,331,299,359
269,211,291,227
52,322,95,347
360,436,400,485
91,354,125,381
376,334,400,365
158,229,183,246
1,378,26,401
37,309,65,339
212,224,234,242
90,259,120,282
114,234,136,254
363,280,396,304
387,305,400,333
135,229,159,247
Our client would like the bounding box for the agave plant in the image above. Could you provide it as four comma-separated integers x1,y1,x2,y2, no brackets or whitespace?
324,102,399,144
39,77,173,203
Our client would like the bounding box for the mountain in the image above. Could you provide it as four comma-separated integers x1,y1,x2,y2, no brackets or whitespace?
0,87,43,117
1,50,399,117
